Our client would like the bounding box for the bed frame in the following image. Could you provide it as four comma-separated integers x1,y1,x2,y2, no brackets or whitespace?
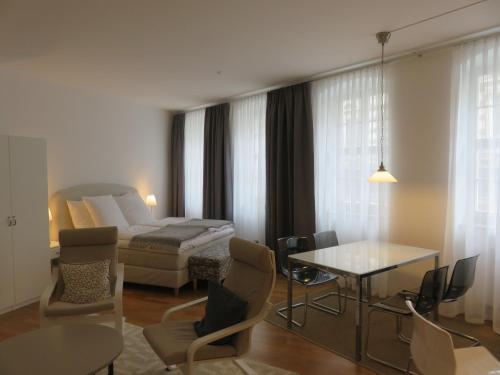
49,183,232,295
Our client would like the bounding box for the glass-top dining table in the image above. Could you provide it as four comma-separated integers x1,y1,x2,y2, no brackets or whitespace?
287,240,440,362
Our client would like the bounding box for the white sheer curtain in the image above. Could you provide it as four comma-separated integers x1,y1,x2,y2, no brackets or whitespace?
443,35,500,333
312,67,389,296
312,66,389,243
184,109,205,218
230,94,267,243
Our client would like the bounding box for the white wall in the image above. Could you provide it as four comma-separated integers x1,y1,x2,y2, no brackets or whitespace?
385,48,453,293
0,70,171,222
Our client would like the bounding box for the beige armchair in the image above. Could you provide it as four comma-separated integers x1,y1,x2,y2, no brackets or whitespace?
143,237,276,375
40,227,124,334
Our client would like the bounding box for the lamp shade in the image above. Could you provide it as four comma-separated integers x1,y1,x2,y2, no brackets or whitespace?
146,194,157,207
48,208,53,221
368,163,397,183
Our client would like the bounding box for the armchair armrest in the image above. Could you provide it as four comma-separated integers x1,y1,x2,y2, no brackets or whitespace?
186,302,272,365
40,267,59,315
162,296,208,322
113,263,124,308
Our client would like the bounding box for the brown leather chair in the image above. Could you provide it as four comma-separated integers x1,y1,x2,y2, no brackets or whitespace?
143,237,276,375
39,227,124,334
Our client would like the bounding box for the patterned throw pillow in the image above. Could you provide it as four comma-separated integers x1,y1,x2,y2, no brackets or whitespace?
60,259,111,304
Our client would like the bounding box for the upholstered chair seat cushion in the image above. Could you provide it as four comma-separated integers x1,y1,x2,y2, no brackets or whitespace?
143,320,237,365
44,298,115,316
194,281,248,345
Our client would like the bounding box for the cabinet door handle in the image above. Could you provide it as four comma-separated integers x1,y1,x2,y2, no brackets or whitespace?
7,216,12,226
12,216,17,226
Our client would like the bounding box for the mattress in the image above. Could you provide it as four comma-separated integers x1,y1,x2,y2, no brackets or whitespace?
116,218,234,271
118,233,233,271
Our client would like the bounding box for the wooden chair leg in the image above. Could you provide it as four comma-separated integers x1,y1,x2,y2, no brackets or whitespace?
174,288,180,297
192,279,198,291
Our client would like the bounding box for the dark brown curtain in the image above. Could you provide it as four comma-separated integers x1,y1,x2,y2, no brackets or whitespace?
203,103,233,220
265,83,316,249
169,113,185,217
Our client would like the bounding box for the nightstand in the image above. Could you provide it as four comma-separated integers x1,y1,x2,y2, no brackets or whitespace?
50,241,60,266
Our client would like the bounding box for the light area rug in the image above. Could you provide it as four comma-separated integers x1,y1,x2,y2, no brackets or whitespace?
97,322,297,375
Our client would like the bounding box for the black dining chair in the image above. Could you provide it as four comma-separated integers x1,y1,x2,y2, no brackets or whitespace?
310,230,349,312
440,254,480,346
313,230,339,250
275,235,346,327
399,254,481,347
365,265,449,372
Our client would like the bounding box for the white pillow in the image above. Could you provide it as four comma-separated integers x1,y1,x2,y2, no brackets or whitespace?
67,200,95,228
114,191,154,225
82,195,129,227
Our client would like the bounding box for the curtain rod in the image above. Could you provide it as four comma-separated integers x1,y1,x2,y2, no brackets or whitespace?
183,24,500,113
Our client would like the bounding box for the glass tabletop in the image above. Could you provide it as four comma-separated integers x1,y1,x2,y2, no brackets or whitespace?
288,240,439,277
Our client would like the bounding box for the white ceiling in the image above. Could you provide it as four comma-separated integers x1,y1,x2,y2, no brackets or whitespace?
0,0,499,110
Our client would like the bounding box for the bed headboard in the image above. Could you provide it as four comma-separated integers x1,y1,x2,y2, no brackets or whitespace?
49,183,137,240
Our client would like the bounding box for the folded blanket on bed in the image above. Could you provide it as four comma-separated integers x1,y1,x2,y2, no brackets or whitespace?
176,219,232,230
129,219,232,249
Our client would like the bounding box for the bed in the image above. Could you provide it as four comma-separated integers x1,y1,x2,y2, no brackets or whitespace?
49,183,234,294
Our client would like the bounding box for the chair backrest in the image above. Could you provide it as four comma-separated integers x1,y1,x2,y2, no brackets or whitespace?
58,227,118,281
414,266,449,314
444,255,479,301
276,236,312,275
406,300,456,375
223,237,276,356
313,230,339,249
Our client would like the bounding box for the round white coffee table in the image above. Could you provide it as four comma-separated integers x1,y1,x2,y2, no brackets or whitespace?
0,324,123,375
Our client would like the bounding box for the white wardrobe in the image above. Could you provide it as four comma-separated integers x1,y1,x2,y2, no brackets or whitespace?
0,135,50,314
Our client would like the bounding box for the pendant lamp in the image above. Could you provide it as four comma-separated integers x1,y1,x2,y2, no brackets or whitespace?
368,31,397,183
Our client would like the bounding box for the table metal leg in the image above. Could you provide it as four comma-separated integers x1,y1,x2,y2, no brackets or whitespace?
355,276,363,362
366,276,372,302
108,363,114,375
433,254,440,322
287,259,293,329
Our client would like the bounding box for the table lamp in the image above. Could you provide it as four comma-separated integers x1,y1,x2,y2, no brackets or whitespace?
146,194,157,213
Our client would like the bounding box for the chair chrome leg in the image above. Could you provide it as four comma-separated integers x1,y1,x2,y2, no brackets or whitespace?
365,308,412,373
439,325,481,347
326,277,370,304
406,357,412,374
276,302,307,328
277,279,348,327
396,316,411,344
310,278,349,315
303,290,309,324
277,284,310,327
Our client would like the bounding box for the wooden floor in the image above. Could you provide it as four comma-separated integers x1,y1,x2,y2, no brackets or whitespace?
0,276,374,375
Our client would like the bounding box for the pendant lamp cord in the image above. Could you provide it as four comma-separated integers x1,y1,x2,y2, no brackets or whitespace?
389,0,489,34
376,0,491,167
380,40,385,166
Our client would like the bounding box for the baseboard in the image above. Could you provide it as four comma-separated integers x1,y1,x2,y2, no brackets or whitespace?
0,296,40,316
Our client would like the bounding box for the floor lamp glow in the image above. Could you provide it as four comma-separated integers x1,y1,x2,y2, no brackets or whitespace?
146,194,157,214
368,31,397,183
